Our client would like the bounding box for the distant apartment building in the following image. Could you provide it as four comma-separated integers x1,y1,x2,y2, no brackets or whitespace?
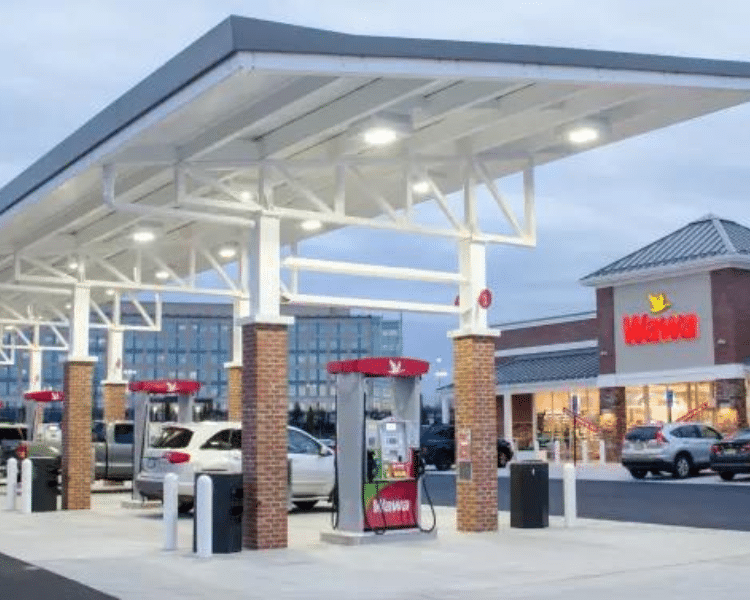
0,302,402,418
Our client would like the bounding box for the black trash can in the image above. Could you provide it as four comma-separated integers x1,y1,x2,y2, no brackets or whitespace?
510,460,549,528
31,457,59,512
192,472,243,554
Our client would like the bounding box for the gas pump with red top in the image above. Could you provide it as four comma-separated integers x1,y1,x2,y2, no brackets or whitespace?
128,379,201,502
23,390,64,443
322,357,437,544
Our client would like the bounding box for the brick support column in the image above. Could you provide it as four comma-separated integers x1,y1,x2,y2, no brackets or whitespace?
227,366,243,422
103,383,127,422
241,323,288,550
62,361,94,510
453,335,497,533
716,378,748,429
600,386,626,462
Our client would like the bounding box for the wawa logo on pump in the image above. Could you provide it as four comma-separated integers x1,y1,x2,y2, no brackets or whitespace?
621,293,699,345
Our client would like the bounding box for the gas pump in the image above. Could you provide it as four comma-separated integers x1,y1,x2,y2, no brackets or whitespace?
323,357,436,544
127,379,201,502
22,390,64,443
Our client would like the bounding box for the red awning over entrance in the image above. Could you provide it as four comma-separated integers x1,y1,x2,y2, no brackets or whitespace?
23,390,64,402
128,380,201,394
327,357,429,378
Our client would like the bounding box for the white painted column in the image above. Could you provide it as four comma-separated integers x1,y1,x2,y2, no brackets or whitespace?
503,390,513,444
249,215,288,324
227,296,250,369
531,393,538,450
553,440,561,464
69,284,92,361
26,324,42,440
456,239,490,335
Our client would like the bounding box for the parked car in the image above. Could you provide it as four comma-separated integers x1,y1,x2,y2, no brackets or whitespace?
621,422,723,479
709,428,750,481
136,422,335,513
15,421,134,481
419,424,514,471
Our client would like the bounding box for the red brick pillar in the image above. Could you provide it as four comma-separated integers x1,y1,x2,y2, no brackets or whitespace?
103,382,127,422
227,366,243,422
241,323,289,550
62,361,95,510
453,335,498,533
716,378,748,429
600,386,626,461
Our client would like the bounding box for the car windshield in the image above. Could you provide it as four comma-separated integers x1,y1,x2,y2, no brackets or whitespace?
625,426,660,442
151,427,193,449
0,427,25,441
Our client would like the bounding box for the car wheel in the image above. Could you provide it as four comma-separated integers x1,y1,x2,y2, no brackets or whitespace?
672,454,692,479
434,452,452,471
293,500,317,511
497,451,509,468
719,472,735,481
629,468,647,479
177,501,194,514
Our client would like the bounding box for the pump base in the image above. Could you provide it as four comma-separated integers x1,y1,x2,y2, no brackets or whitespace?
321,527,437,546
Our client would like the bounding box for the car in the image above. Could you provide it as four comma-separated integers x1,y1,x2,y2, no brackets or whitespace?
419,423,513,471
709,428,750,481
621,422,723,479
136,422,335,513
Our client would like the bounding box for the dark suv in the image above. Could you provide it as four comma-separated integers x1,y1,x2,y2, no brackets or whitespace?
420,424,513,471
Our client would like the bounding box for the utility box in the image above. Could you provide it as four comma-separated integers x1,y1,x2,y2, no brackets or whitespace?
31,457,59,512
192,472,243,553
510,461,549,528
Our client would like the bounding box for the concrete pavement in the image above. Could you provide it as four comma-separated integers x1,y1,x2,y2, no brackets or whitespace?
1,493,750,599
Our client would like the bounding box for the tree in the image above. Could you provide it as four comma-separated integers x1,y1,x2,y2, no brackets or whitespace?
305,406,316,433
290,402,304,427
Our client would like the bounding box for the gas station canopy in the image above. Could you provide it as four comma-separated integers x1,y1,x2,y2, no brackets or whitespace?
2,16,750,321
23,391,64,402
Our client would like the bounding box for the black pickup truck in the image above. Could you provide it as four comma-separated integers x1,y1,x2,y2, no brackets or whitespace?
420,423,514,471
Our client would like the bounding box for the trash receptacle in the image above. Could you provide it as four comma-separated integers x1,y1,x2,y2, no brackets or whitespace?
31,457,59,512
192,472,243,553
510,460,548,528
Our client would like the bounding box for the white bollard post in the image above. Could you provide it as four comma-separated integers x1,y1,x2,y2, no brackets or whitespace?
163,473,179,551
21,459,32,514
563,462,577,527
599,440,606,465
553,440,561,464
195,475,212,558
533,440,540,454
5,458,17,511
582,440,589,465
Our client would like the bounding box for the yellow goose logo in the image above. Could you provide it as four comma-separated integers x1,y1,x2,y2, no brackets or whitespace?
648,293,671,314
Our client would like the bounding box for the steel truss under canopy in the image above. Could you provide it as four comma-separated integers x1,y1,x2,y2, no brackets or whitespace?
2,16,750,349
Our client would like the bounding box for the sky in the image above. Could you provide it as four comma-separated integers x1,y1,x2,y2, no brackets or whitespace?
3,1,750,402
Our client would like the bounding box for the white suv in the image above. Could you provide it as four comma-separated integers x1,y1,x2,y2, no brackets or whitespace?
135,422,335,512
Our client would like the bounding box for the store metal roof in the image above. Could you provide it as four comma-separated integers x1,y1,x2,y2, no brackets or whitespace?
495,347,599,386
581,215,750,286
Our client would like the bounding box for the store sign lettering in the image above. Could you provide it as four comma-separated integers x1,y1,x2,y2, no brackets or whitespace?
622,292,699,345
622,313,699,345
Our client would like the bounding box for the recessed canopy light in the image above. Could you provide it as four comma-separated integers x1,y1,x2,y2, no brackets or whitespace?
363,126,398,146
105,289,115,296
239,191,252,202
567,125,600,145
67,260,79,271
300,219,323,232
218,245,237,259
412,181,430,195
132,229,156,243
64,303,72,310
155,270,169,281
